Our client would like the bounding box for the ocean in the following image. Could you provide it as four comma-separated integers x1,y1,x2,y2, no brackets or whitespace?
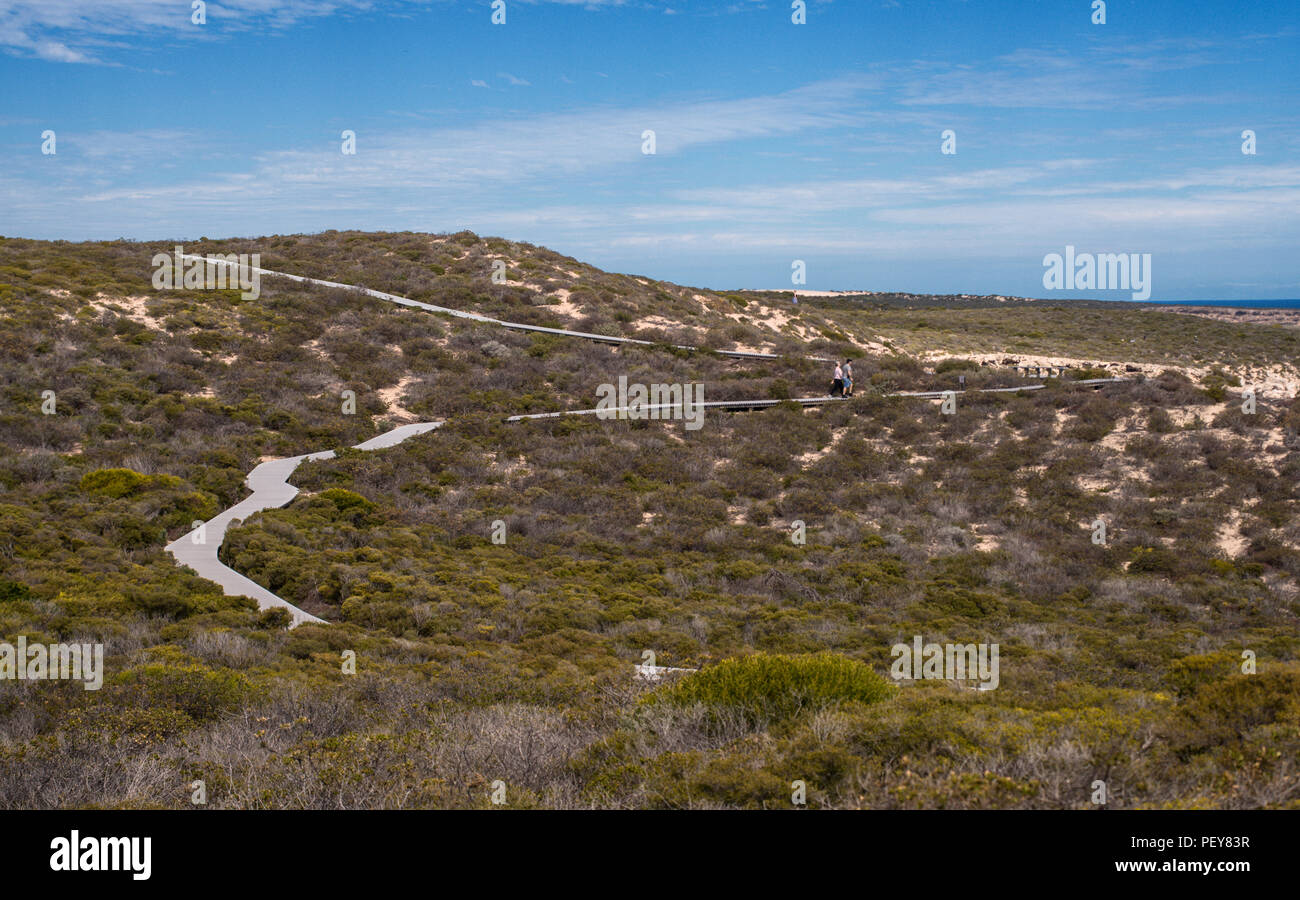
1146,299,1300,309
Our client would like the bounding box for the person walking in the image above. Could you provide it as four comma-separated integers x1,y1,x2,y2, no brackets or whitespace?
842,359,854,397
831,361,844,397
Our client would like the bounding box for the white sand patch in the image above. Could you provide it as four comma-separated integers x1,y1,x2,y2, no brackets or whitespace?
797,430,847,468
498,453,529,476
1216,510,1251,558
90,294,168,331
1240,366,1300,400
923,351,1299,400
378,374,421,422
637,315,681,330
716,299,871,348
545,290,582,318
755,307,793,329
1097,420,1130,453
1166,406,1211,429
501,273,579,314
1077,474,1112,492
971,528,1002,552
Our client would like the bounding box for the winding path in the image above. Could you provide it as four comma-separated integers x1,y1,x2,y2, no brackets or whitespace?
166,423,444,626
166,257,1125,626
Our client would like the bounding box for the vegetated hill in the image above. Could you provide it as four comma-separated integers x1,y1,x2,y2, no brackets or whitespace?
0,231,1298,810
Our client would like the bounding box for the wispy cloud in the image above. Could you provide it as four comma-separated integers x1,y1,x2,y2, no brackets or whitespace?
0,0,685,64
0,0,383,63
53,74,875,203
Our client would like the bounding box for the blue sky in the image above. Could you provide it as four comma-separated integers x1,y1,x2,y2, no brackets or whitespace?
1,0,1297,298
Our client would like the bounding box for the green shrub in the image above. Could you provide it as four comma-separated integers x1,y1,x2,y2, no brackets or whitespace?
1128,546,1181,576
646,652,894,725
112,661,256,723
1165,651,1239,699
0,579,33,604
319,488,376,515
80,467,149,498
1164,667,1300,755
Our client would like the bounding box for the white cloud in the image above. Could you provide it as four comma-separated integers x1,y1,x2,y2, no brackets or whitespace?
56,74,874,204
0,0,382,63
0,0,676,63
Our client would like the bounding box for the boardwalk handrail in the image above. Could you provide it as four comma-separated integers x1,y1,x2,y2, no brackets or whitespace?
180,254,835,363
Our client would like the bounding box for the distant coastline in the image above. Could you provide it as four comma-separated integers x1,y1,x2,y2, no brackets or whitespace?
744,290,1300,311
814,291,1300,326
1147,300,1300,329
1146,299,1300,309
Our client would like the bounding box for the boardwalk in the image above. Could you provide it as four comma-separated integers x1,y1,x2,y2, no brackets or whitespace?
166,424,442,627
166,258,1126,626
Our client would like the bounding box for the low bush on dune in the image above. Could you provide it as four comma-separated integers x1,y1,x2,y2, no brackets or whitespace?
645,652,895,725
